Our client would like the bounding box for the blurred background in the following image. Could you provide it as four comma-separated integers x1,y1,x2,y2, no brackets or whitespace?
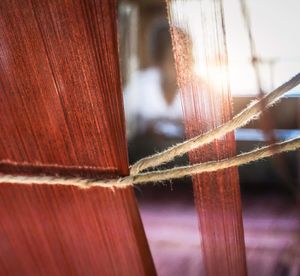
118,0,300,275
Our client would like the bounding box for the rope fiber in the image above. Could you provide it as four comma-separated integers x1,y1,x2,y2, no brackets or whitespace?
1,72,300,188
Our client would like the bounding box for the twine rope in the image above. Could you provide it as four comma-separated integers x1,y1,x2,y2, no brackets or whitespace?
130,73,300,175
0,73,300,189
1,136,299,189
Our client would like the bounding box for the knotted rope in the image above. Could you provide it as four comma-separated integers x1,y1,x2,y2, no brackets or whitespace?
1,73,300,189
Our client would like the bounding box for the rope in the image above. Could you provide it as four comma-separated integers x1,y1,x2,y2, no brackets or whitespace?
1,137,299,188
130,72,300,175
1,73,300,189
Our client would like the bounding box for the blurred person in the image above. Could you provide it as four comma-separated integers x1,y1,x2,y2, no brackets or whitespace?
124,20,183,140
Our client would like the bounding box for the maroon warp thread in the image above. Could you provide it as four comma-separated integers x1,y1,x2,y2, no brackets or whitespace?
167,1,247,275
0,0,155,275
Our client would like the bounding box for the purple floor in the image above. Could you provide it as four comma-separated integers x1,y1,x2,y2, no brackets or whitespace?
139,196,300,276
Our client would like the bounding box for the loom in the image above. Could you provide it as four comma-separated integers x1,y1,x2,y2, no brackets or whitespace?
0,0,299,275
